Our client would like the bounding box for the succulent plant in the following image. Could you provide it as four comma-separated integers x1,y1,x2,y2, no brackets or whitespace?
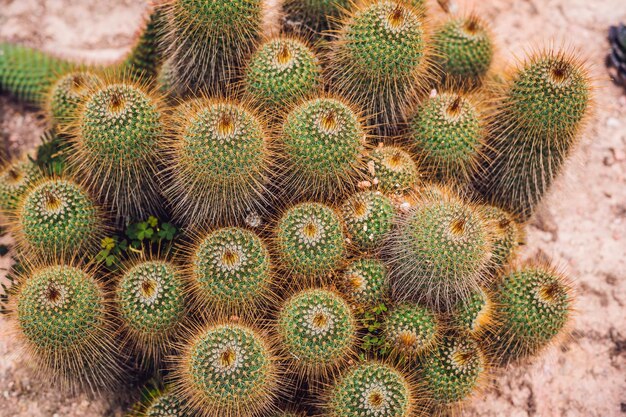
46,71,102,130
482,205,524,273
451,287,495,337
339,257,388,306
282,0,351,37
384,303,439,359
341,191,395,251
0,156,43,217
366,146,420,194
120,5,166,80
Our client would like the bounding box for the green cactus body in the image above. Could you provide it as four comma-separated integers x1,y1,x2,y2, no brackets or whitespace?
163,99,272,226
188,227,272,316
432,15,494,86
475,50,592,221
408,92,483,183
340,258,387,306
328,362,413,417
329,1,429,131
16,178,102,257
0,43,75,105
422,335,486,406
46,71,102,130
341,191,395,251
280,97,366,201
121,6,166,80
452,288,494,336
144,390,189,417
367,146,419,194
15,265,120,391
0,157,42,216
384,303,439,358
244,37,322,110
175,322,279,417
492,264,572,360
278,288,356,375
282,0,351,37
275,202,345,280
386,188,491,309
482,205,524,272
72,82,163,219
163,0,263,95
116,261,186,358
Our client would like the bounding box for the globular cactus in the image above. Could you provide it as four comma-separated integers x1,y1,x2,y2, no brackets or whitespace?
0,43,74,105
341,191,395,251
339,257,388,306
277,288,357,376
274,202,345,281
120,5,166,80
279,96,366,201
407,91,484,184
172,321,280,417
432,15,494,87
135,389,190,417
421,333,487,407
490,263,573,362
244,36,322,111
451,287,495,337
70,81,164,220
282,0,351,37
185,227,274,316
383,303,439,359
329,0,431,132
115,260,186,363
481,205,524,273
11,264,121,392
46,71,102,130
385,186,492,309
0,156,42,217
13,177,104,258
366,146,420,194
474,49,593,221
162,0,263,95
327,361,414,417
162,98,273,226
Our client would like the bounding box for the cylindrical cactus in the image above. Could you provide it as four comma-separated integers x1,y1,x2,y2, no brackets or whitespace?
339,257,388,306
383,303,439,359
341,191,395,252
366,146,420,194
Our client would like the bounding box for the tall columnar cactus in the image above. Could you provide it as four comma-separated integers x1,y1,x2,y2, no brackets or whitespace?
162,98,273,226
339,257,388,306
186,227,273,316
282,0,351,37
383,303,439,359
366,146,420,194
70,81,164,220
0,156,43,217
490,263,573,362
327,361,414,417
279,96,366,202
474,49,593,221
274,202,345,281
432,14,494,87
385,186,492,309
11,264,121,392
407,91,484,184
329,0,430,132
14,177,104,258
162,0,264,95
244,36,322,111
277,288,356,376
341,191,395,251
46,71,102,130
173,322,280,417
115,260,186,362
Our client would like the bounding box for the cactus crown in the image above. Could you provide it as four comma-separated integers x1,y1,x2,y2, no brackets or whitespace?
47,71,101,129
340,257,388,306
341,191,395,251
482,205,523,271
0,157,42,214
452,287,494,335
367,146,419,194
384,303,439,358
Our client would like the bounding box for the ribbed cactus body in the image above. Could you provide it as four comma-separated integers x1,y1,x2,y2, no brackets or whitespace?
47,71,102,129
384,303,439,358
0,157,42,216
367,146,419,194
341,191,395,251
282,0,351,37
143,391,189,417
121,6,166,80
452,288,494,336
339,258,387,305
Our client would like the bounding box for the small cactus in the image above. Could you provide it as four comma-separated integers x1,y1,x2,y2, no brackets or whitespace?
482,205,524,273
142,390,189,417
282,0,351,37
341,191,395,251
0,156,43,217
384,303,439,359
46,71,102,130
339,257,388,306
367,146,420,194
451,287,495,337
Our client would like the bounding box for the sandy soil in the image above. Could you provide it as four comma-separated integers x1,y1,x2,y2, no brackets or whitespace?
0,0,625,416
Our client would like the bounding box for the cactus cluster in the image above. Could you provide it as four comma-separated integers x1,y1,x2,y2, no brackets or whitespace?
0,0,591,415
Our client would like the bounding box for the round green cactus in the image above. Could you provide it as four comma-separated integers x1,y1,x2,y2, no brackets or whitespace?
244,36,322,110
143,390,189,417
280,97,366,201
174,322,279,417
15,178,103,257
0,156,42,216
384,303,439,358
163,0,263,95
329,1,429,130
492,264,573,361
72,82,163,219
327,361,413,417
407,92,484,183
482,205,524,272
339,257,388,306
341,191,395,251
275,202,345,280
386,187,492,309
432,15,494,86
282,0,351,36
116,260,186,359
421,334,486,406
46,71,101,129
188,227,273,315
278,288,356,375
367,146,419,194
163,99,272,226
451,287,495,336
14,264,120,391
